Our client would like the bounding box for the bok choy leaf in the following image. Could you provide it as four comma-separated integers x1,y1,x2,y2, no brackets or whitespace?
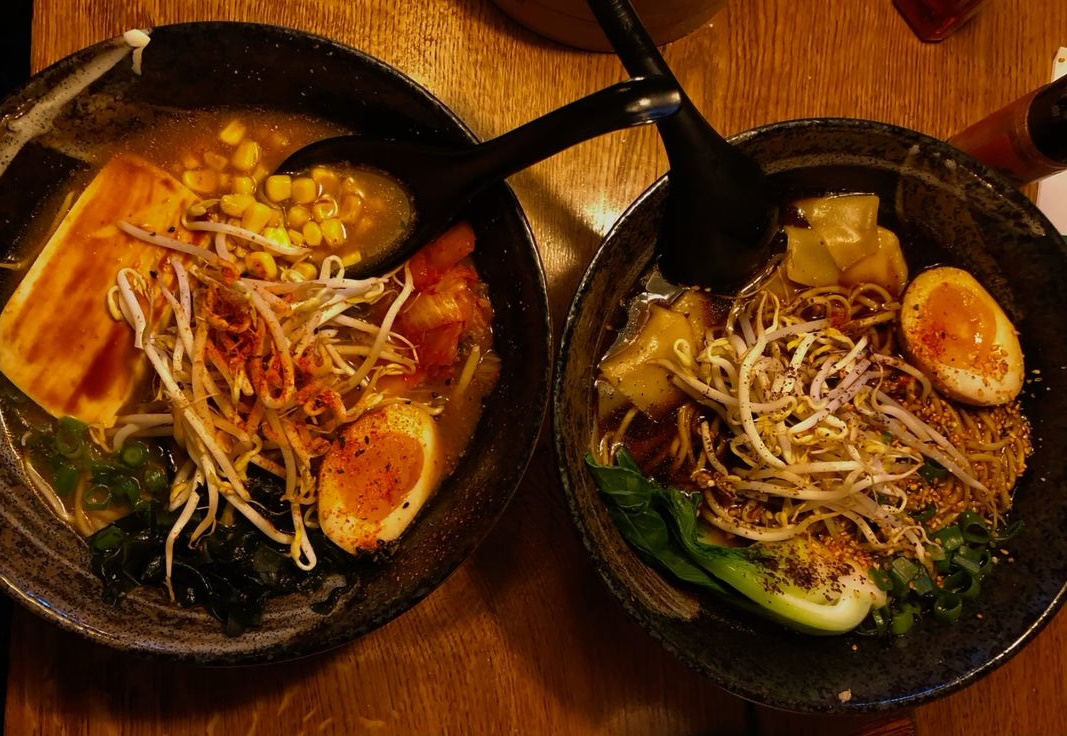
587,449,886,635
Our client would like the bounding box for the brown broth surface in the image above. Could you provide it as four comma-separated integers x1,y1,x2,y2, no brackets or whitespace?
0,108,497,538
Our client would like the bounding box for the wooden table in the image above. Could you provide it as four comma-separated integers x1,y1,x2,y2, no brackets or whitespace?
7,0,1066,733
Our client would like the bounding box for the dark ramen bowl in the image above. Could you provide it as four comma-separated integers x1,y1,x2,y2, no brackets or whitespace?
553,118,1067,712
0,22,550,663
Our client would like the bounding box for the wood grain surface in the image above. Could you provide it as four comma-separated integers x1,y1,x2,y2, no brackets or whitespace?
7,0,1067,734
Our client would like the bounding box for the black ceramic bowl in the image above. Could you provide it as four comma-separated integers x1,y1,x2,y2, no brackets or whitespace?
0,23,550,663
554,118,1067,712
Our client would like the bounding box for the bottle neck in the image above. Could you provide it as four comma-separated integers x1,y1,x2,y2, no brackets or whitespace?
1030,77,1067,161
950,76,1067,183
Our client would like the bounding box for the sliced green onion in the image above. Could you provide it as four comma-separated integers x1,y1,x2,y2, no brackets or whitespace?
933,593,963,623
954,545,991,576
959,573,982,601
143,467,169,496
942,569,966,589
53,462,81,496
54,416,87,459
865,606,889,637
900,600,923,616
958,510,992,544
112,475,140,505
83,484,112,510
942,569,981,600
868,566,893,591
994,520,1024,543
891,609,915,635
889,556,919,594
925,543,946,562
911,568,937,597
90,462,121,485
119,441,149,468
933,525,964,553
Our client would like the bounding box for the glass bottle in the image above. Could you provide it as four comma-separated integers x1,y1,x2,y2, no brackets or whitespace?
950,74,1067,184
892,0,990,42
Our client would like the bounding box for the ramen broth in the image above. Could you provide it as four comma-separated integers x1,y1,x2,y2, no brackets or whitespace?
0,110,499,627
590,194,1031,635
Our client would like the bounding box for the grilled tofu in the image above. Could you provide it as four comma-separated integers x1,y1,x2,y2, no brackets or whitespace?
0,154,200,427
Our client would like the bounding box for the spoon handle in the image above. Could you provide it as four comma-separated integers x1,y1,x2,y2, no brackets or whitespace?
586,0,732,164
586,0,681,84
450,76,681,189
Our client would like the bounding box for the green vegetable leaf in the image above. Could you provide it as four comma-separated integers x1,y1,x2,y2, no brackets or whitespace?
587,449,886,635
918,457,949,483
586,461,654,511
587,454,723,588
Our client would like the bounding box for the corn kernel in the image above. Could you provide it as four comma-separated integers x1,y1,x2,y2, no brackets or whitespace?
286,204,311,229
220,193,255,218
252,165,270,184
291,177,317,205
245,252,278,280
186,200,214,218
287,229,305,246
232,176,255,195
218,173,231,189
263,226,292,247
182,169,218,195
310,166,340,194
321,218,346,248
264,175,292,203
341,251,363,267
302,221,323,247
311,196,338,222
340,176,362,195
242,202,274,233
339,193,364,223
218,119,247,146
181,153,200,170
203,151,229,171
231,139,260,172
294,261,319,280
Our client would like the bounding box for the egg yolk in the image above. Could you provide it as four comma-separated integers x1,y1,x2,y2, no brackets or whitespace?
321,430,424,524
910,281,1002,373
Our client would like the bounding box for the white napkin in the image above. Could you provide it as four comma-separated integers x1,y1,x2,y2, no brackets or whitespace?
1035,48,1067,234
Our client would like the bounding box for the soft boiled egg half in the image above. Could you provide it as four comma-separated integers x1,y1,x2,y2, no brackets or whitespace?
899,266,1024,406
317,402,443,553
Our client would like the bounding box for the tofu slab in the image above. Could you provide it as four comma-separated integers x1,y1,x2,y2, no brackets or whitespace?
0,154,199,427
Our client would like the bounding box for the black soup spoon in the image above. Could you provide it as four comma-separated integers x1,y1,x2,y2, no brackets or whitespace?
587,0,781,292
278,76,681,277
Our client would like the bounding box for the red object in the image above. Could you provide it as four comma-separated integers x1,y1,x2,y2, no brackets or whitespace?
393,222,493,382
950,74,1067,184
892,0,990,41
407,221,476,290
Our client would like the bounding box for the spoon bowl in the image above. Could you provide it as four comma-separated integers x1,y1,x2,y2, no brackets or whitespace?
278,76,681,277
587,0,780,292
